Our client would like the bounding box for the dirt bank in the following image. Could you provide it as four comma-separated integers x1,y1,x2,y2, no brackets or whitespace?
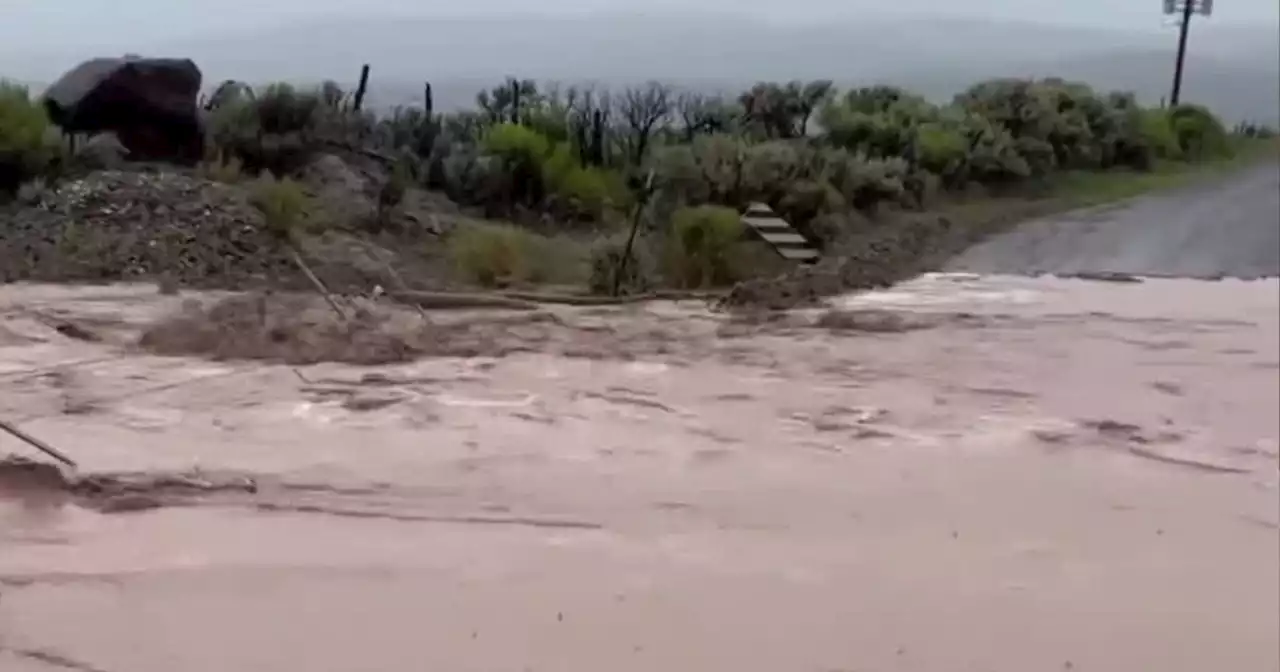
1,275,1276,672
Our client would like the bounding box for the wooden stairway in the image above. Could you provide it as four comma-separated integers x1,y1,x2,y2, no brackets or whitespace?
740,202,820,264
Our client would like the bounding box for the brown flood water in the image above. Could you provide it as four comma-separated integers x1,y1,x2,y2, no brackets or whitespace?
1,275,1277,672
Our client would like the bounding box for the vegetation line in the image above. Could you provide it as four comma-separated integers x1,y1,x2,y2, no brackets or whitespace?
1,68,1274,307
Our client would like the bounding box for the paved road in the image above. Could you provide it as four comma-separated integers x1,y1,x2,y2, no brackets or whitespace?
948,162,1280,279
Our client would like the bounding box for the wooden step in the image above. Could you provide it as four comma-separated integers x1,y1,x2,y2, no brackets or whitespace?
739,202,821,264
756,230,809,246
777,247,821,261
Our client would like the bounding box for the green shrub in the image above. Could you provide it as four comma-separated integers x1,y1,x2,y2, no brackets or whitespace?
824,151,909,211
1126,108,1182,165
483,122,551,164
439,145,500,205
1167,104,1231,160
651,133,749,207
743,140,805,201
250,174,312,241
447,222,562,287
952,111,1033,185
375,106,440,158
540,143,628,220
540,143,578,188
207,82,328,176
552,165,626,219
481,123,553,206
820,98,936,159
915,121,969,182
956,78,1106,175
775,178,845,236
665,205,746,288
206,95,259,146
255,83,321,136
837,86,933,116
0,80,54,196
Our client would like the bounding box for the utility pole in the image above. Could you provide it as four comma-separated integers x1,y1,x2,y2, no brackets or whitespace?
1164,0,1213,107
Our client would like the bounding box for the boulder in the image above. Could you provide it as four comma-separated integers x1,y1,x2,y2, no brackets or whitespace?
43,56,205,165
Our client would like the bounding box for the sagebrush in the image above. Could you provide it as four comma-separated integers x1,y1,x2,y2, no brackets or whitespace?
2,68,1271,295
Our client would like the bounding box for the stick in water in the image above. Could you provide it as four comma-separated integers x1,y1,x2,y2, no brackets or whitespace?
286,243,347,321
0,419,78,468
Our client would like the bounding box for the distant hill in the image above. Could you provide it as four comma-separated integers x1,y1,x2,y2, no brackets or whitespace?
5,14,1276,124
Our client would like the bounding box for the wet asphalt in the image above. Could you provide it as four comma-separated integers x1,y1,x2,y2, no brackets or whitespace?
947,161,1280,280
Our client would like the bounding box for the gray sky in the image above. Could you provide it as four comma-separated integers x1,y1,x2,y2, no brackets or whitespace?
2,0,1276,48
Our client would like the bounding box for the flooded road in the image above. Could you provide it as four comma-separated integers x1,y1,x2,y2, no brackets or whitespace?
1,275,1278,672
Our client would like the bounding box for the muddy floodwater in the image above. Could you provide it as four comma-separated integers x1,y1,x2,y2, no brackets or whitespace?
1,275,1277,672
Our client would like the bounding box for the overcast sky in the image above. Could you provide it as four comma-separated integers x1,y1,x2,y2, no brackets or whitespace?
2,0,1276,48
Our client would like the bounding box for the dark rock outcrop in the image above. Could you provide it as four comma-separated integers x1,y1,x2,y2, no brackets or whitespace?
43,56,205,165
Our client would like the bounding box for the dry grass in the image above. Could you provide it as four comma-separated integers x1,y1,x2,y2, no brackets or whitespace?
446,221,588,288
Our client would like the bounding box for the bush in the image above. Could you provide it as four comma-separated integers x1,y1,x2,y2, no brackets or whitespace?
0,80,53,197
249,174,312,241
824,151,909,211
956,78,1091,174
954,112,1033,185
802,212,855,249
837,86,933,116
482,122,552,161
550,165,628,221
1167,104,1231,160
373,157,413,230
255,83,322,136
447,222,562,287
775,178,845,236
480,123,554,207
1112,108,1180,168
207,82,328,176
915,121,969,179
439,145,501,206
587,233,655,295
375,106,440,158
820,101,932,159
665,205,746,288
541,143,629,221
743,140,806,202
651,133,750,207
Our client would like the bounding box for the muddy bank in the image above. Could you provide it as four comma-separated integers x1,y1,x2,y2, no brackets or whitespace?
132,288,955,365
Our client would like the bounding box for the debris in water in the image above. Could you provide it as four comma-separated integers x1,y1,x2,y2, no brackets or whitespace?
0,419,78,467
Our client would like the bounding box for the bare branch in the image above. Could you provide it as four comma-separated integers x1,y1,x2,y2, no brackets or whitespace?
618,81,673,165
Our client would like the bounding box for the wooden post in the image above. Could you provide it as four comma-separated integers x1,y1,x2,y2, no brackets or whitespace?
510,79,521,125
1169,0,1196,107
353,64,371,112
613,170,656,297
